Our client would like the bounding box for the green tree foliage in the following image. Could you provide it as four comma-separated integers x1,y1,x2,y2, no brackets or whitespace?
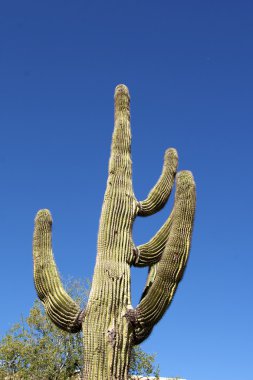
0,280,159,379
129,346,159,378
0,300,84,380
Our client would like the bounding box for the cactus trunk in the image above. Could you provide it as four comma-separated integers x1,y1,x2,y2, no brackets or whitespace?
33,84,196,380
82,86,134,379
82,268,132,379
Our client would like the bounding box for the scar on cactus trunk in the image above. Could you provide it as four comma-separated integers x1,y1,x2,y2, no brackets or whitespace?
33,84,196,380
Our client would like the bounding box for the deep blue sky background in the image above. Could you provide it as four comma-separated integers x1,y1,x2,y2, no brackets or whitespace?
0,1,253,379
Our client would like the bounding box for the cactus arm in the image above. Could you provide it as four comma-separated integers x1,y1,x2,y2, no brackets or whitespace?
133,211,173,266
129,171,196,344
137,148,178,216
33,209,83,333
140,263,159,299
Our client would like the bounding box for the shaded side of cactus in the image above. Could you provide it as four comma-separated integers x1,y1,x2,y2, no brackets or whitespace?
33,85,196,380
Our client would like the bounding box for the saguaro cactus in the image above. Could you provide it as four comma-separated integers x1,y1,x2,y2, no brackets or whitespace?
33,84,196,380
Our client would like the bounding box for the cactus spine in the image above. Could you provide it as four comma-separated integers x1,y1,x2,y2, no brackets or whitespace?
33,85,196,380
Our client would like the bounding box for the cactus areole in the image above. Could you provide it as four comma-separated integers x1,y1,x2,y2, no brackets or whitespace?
33,85,196,380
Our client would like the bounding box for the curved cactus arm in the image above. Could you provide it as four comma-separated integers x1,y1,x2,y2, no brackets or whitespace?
128,171,196,344
33,209,84,333
133,211,173,267
137,148,178,216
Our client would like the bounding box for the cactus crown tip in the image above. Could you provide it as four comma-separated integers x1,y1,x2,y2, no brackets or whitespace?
176,170,195,189
165,147,178,159
35,209,52,223
114,84,130,98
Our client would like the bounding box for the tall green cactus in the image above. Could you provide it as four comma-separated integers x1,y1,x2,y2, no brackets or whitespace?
33,84,196,380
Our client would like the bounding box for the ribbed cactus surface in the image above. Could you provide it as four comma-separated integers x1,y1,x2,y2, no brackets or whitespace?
33,85,196,380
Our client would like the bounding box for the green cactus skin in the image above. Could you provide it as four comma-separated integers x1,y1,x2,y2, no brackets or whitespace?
33,84,196,380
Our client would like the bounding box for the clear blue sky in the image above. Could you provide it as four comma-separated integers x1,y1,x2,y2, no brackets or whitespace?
0,1,252,379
